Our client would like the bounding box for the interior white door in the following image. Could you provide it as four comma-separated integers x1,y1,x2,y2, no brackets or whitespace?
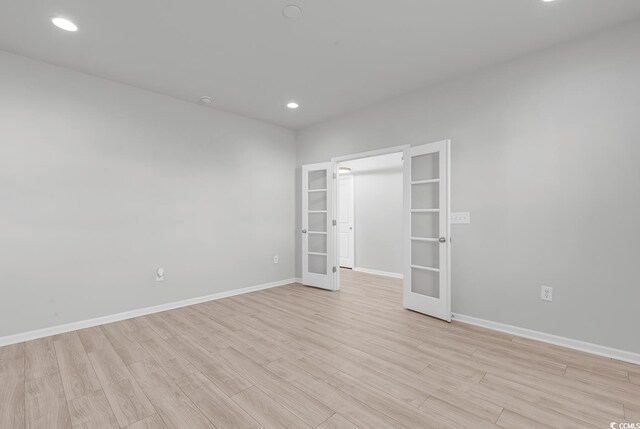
338,174,354,268
403,140,451,321
302,162,335,290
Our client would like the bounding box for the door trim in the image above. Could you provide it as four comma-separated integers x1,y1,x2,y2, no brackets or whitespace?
331,145,410,163
331,145,410,292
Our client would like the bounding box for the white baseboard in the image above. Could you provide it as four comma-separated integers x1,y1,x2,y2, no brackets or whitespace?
353,267,403,279
452,313,640,366
0,277,301,348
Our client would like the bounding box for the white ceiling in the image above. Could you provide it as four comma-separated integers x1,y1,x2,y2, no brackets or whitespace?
2,1,640,129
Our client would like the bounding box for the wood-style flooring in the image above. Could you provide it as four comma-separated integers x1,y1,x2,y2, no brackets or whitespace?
1,269,639,428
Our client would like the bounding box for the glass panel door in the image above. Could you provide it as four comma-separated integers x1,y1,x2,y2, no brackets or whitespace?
302,163,335,290
403,141,451,321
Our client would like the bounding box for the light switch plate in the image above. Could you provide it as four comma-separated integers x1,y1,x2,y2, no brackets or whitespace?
451,212,471,224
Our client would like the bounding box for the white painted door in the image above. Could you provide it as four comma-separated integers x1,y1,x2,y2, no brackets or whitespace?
338,174,354,268
403,140,451,321
302,163,335,290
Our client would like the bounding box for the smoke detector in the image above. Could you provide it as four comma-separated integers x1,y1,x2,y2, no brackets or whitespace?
198,96,213,105
282,5,302,19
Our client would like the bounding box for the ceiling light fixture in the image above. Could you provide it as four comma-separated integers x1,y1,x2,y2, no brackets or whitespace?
287,102,299,109
282,5,302,19
51,17,78,32
339,167,352,174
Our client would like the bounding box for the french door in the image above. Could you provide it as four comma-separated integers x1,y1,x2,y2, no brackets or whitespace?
301,163,335,290
403,140,451,321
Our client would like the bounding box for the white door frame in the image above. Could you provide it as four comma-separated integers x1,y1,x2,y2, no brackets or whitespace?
328,141,451,321
338,173,355,268
330,145,410,291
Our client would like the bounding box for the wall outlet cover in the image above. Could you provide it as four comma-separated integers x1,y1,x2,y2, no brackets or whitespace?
451,212,471,224
541,286,553,302
273,255,279,264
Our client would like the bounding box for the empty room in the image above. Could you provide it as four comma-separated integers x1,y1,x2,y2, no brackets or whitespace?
2,1,640,428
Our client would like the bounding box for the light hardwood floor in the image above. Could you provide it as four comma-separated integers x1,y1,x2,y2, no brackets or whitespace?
1,269,639,428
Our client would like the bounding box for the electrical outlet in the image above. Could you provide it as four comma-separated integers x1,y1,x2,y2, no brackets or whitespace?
156,268,165,282
273,255,279,264
541,286,553,302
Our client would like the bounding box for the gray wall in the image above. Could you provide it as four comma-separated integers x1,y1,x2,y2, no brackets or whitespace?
0,51,296,337
340,155,403,275
296,21,640,353
353,168,403,275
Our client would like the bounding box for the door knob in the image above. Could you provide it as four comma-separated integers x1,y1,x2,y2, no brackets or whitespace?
302,229,307,234
439,237,447,243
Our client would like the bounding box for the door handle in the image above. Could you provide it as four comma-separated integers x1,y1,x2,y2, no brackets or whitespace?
439,237,447,243
302,229,307,234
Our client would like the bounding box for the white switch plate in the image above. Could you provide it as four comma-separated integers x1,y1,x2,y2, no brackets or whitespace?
451,212,471,224
541,286,553,302
273,255,279,264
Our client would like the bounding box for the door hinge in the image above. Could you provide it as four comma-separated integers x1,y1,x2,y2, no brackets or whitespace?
332,219,337,226
333,266,337,273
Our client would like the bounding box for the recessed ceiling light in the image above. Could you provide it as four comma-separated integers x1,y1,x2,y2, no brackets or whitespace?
339,167,352,174
542,0,555,2
282,5,302,19
51,17,78,32
287,102,299,109
198,96,213,105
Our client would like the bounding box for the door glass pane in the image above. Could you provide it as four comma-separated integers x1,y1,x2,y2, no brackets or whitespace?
411,182,439,210
411,212,439,238
308,191,327,211
308,212,327,232
309,234,327,254
411,268,439,298
308,254,327,274
411,153,439,181
411,240,439,269
308,170,327,190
